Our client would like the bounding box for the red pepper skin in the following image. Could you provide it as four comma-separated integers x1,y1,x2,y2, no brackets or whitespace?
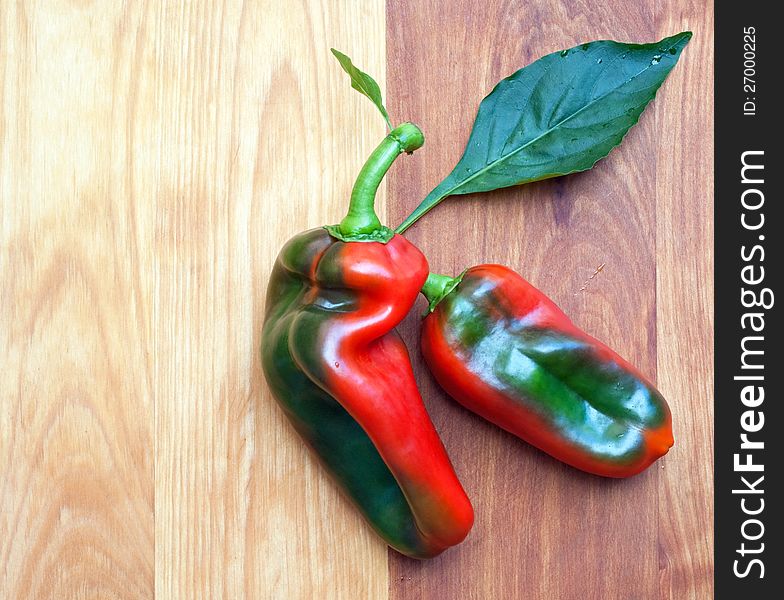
421,265,673,478
262,228,473,558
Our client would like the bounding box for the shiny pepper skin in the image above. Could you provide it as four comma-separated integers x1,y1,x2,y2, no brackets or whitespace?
421,265,673,478
262,228,473,558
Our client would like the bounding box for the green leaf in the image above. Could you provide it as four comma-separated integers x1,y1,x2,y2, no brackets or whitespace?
331,48,392,129
396,32,692,233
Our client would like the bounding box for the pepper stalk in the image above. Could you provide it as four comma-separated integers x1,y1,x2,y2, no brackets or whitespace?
421,271,466,313
326,122,424,243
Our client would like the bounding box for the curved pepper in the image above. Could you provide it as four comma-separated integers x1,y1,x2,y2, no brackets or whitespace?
261,124,473,558
420,265,673,478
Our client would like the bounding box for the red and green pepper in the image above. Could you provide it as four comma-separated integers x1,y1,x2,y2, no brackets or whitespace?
420,266,673,478
262,124,473,559
262,35,691,557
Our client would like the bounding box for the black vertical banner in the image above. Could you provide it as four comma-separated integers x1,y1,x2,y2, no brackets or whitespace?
715,2,782,598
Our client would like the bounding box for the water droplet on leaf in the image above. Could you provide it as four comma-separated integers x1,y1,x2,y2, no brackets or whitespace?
596,58,603,64
651,54,662,65
560,49,569,57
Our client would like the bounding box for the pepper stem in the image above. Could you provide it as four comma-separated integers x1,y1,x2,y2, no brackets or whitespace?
336,122,424,239
421,273,453,303
421,271,465,313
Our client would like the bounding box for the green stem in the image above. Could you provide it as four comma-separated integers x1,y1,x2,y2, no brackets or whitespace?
336,122,424,239
421,273,453,303
421,271,465,313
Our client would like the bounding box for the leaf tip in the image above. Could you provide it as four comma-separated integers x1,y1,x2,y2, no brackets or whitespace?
656,31,692,57
678,31,693,44
673,31,693,47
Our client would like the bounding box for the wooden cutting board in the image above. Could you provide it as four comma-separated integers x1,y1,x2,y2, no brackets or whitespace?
0,1,713,598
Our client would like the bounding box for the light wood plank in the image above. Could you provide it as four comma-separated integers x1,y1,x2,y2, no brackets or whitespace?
1,1,389,598
1,3,155,598
148,0,389,598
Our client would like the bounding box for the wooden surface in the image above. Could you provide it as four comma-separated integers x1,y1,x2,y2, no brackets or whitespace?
0,1,712,599
386,2,713,599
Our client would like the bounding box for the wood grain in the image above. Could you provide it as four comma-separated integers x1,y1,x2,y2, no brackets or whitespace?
1,1,388,598
1,0,712,598
655,4,714,598
1,3,155,598
385,1,713,599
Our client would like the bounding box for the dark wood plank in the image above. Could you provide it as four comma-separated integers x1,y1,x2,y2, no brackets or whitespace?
654,3,714,599
385,1,711,597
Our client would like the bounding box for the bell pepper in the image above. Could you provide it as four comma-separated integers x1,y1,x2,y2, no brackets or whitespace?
420,265,673,478
261,123,473,558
